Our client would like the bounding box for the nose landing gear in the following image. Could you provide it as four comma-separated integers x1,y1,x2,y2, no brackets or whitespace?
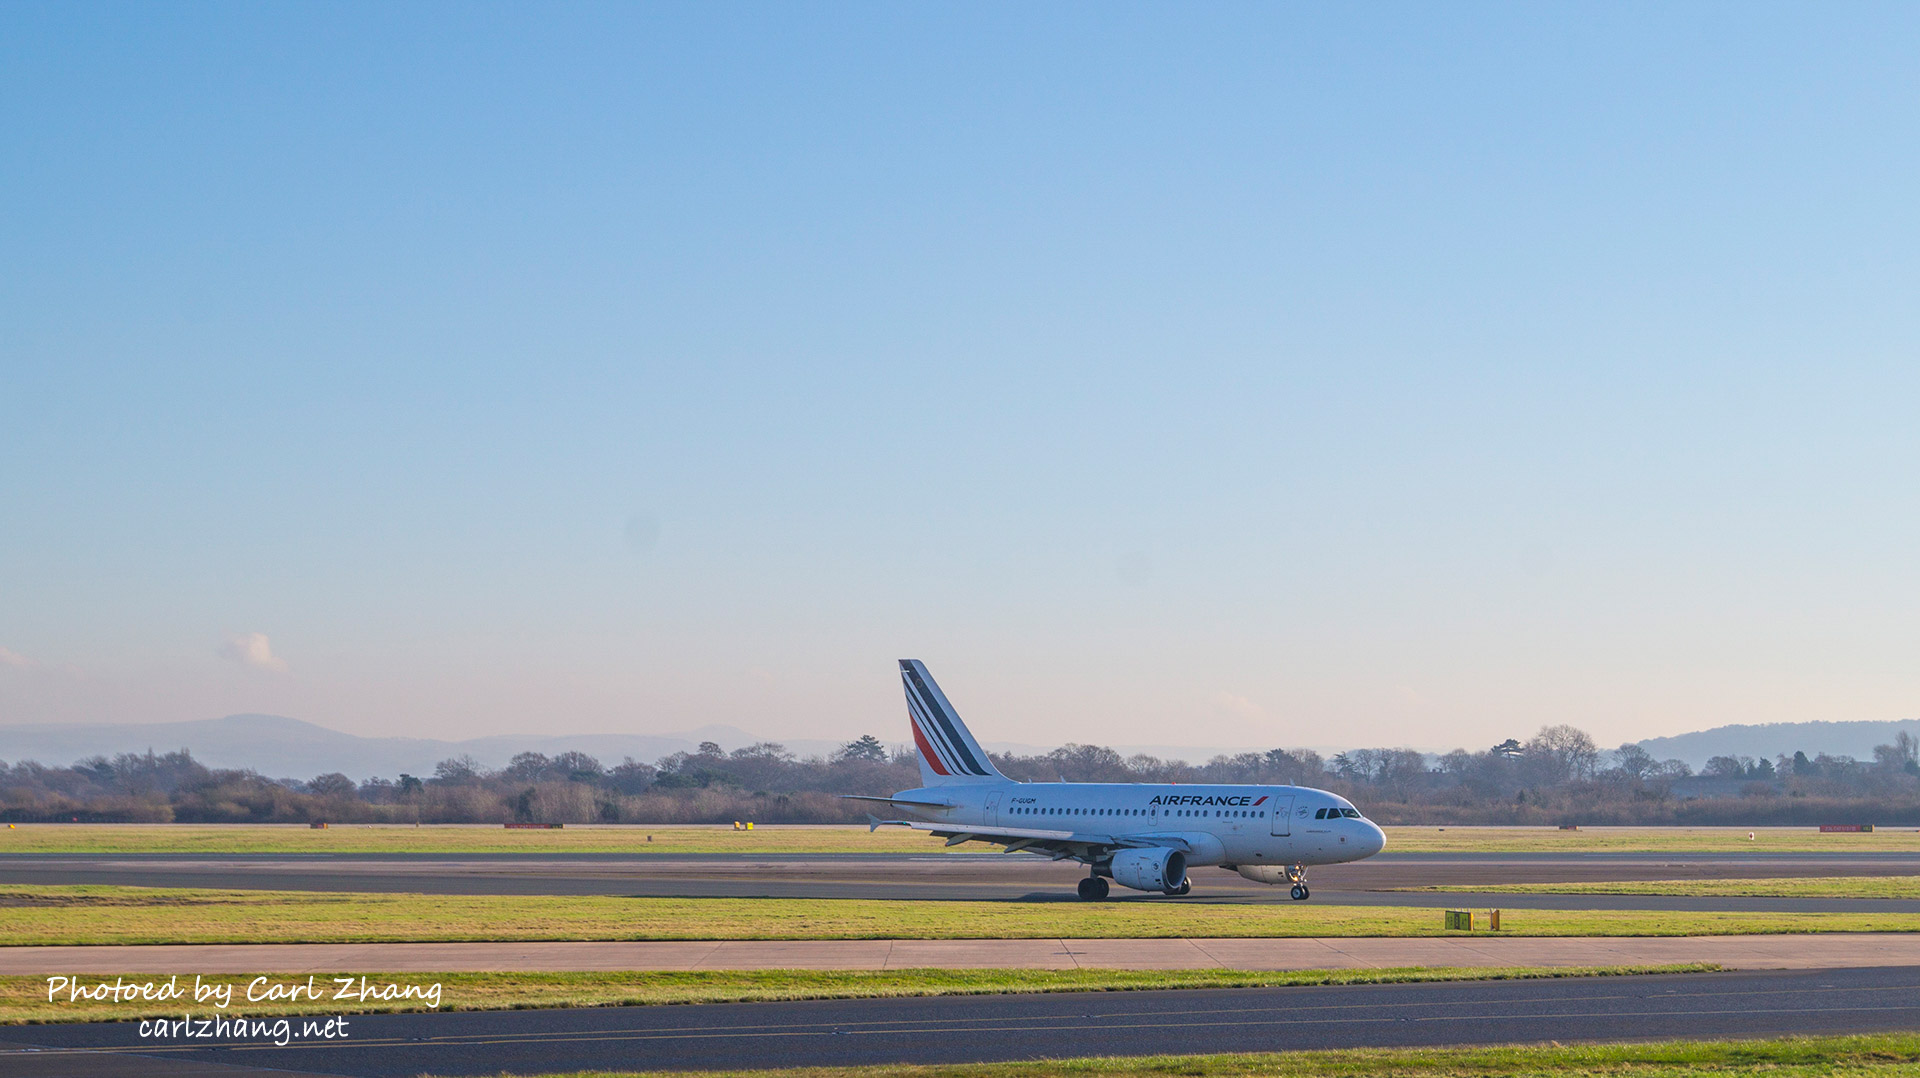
1286,864,1309,901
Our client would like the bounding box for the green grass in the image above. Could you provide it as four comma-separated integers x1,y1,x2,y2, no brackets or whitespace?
5,823,1920,855
464,1034,1920,1077
1413,876,1920,899
4,885,1919,945
6,964,1712,1025
1381,826,1920,854
0,823,939,855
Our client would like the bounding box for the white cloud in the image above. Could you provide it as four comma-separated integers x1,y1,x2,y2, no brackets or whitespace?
0,646,39,670
220,632,289,674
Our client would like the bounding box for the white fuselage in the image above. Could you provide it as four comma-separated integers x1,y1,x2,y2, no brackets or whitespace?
891,781,1386,869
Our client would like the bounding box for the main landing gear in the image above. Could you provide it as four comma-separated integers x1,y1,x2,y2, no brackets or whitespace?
1287,864,1310,901
1076,874,1190,899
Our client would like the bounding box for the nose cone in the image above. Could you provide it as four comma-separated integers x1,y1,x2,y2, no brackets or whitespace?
1359,820,1386,858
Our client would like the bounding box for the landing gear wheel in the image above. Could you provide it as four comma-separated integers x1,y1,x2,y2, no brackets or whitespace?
1077,876,1110,901
1172,878,1191,896
1290,884,1309,901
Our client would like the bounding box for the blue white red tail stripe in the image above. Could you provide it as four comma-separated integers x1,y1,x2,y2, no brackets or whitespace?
899,659,1004,784
904,689,961,775
904,671,977,776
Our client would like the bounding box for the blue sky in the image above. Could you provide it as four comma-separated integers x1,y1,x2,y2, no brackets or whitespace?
3,3,1917,753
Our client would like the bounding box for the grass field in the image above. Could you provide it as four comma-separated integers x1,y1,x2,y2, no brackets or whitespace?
4,885,1919,945
8,964,1709,1025
498,1035,1920,1077
1384,825,1920,853
4,822,1920,855
0,823,936,855
1416,876,1920,899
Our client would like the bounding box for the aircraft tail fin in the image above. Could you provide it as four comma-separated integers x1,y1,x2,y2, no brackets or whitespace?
900,659,1006,786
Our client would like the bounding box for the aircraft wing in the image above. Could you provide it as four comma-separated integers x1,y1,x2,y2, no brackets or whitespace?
871,818,1189,862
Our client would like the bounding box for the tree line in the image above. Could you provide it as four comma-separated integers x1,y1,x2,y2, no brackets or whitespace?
1,727,1916,825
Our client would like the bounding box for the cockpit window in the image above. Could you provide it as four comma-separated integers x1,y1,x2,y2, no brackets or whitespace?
1339,807,1362,818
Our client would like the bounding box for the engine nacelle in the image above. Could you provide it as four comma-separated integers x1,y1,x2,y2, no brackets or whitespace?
1110,847,1187,894
1235,865,1293,885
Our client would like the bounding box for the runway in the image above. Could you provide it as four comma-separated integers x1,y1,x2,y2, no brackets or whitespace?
4,966,1918,1077
7,931,1920,975
4,850,1917,912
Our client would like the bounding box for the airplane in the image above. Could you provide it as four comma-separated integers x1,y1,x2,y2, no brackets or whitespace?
851,659,1386,901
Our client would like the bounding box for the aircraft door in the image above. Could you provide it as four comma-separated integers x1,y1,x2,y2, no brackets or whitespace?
1269,793,1294,836
984,789,1002,827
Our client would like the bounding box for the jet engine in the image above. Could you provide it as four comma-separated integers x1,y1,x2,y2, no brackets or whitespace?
1110,847,1187,894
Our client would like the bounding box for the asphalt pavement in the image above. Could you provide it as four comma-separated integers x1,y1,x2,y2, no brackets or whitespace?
4,966,1918,1077
3,850,1917,911
8,931,1920,975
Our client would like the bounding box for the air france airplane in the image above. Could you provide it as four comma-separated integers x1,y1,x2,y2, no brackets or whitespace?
853,660,1386,900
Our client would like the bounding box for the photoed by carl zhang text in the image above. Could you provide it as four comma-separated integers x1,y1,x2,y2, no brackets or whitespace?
42,974,445,1046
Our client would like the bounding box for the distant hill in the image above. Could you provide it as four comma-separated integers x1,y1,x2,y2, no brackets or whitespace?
1638,719,1920,769
0,714,825,782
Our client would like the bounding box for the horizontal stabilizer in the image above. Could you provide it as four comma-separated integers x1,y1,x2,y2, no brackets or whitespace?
841,794,957,810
